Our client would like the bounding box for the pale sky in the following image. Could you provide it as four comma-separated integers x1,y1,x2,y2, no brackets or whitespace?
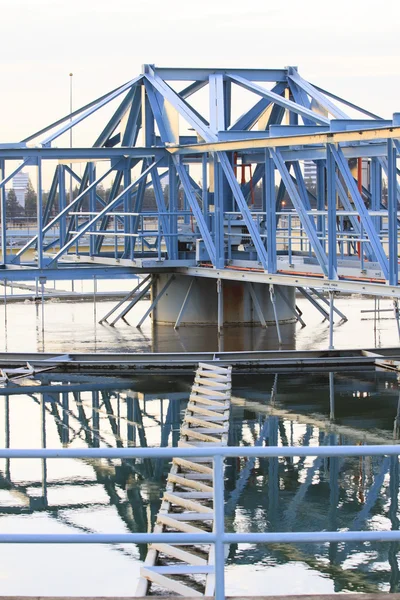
1,0,400,144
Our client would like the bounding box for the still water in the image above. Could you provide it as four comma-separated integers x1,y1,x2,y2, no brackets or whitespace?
1,369,400,595
0,284,399,353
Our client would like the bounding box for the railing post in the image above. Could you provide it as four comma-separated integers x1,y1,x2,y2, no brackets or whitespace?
387,139,398,286
37,158,44,268
265,149,277,273
214,158,225,269
213,454,226,600
326,144,337,280
58,165,66,249
0,159,7,264
88,162,96,257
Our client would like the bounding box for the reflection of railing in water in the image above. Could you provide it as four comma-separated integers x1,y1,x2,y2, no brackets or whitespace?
2,372,400,593
1,445,400,599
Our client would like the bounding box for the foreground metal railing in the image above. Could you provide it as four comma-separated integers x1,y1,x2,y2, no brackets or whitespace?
1,445,400,600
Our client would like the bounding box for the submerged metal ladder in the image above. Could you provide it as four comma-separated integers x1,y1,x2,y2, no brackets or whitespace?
135,361,232,597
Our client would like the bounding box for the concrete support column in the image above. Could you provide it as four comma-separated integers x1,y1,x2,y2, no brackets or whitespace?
152,274,296,326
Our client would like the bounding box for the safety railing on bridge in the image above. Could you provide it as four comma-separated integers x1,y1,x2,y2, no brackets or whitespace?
1,444,400,600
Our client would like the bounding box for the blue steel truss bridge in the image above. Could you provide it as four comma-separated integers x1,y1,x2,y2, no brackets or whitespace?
1,64,400,303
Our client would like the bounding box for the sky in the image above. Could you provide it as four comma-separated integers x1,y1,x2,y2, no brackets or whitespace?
1,0,400,185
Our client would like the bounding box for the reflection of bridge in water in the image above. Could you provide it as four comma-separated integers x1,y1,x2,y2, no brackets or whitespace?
1,369,400,592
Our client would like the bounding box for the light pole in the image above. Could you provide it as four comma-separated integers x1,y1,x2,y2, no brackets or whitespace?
69,73,73,205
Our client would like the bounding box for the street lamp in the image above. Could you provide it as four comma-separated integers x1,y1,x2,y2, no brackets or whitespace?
69,73,73,204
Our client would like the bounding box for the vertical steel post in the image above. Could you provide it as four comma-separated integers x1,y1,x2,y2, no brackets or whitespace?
37,158,44,268
202,154,209,222
40,277,46,351
214,159,225,269
93,275,97,324
0,159,7,264
370,157,382,233
168,156,178,260
88,162,96,256
326,145,337,280
387,139,398,286
213,454,226,600
217,278,223,336
329,291,334,349
183,164,190,225
265,149,277,273
317,161,325,246
123,162,132,257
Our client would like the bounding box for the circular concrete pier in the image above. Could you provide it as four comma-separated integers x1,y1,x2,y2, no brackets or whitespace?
151,274,296,326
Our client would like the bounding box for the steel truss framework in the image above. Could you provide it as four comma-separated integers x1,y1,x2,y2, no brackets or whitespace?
1,64,400,296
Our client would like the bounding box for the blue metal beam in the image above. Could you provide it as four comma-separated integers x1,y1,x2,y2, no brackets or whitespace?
50,160,159,263
229,82,286,131
270,149,329,276
265,149,277,273
151,167,172,257
217,151,268,269
387,139,398,286
41,77,143,146
152,67,288,82
331,146,390,280
229,74,330,125
326,145,338,280
288,68,348,120
14,162,120,261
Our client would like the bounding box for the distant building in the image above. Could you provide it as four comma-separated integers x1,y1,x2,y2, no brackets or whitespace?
303,160,317,187
12,171,29,208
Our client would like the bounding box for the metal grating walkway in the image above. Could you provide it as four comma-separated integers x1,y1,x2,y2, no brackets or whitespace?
135,362,232,597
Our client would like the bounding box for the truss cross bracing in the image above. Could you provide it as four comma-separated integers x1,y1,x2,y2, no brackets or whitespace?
1,65,400,297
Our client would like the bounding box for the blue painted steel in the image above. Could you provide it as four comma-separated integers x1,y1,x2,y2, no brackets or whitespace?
0,64,399,294
0,159,7,263
229,82,285,131
36,159,44,269
209,74,225,134
331,146,390,280
214,158,225,268
265,149,277,273
51,161,159,263
326,145,338,279
41,77,142,146
3,445,400,459
151,67,288,82
230,74,330,125
270,149,329,276
1,444,399,600
288,68,348,119
371,157,382,232
316,160,325,237
387,139,398,286
218,151,268,269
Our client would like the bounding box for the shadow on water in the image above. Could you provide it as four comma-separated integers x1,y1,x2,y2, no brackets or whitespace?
1,368,400,594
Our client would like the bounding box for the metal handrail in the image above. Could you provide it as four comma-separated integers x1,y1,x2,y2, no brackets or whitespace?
1,444,400,600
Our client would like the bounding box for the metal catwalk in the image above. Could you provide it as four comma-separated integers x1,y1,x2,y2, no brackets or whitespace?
0,65,399,300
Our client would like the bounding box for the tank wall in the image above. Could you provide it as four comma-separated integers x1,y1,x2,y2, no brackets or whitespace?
152,275,296,326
